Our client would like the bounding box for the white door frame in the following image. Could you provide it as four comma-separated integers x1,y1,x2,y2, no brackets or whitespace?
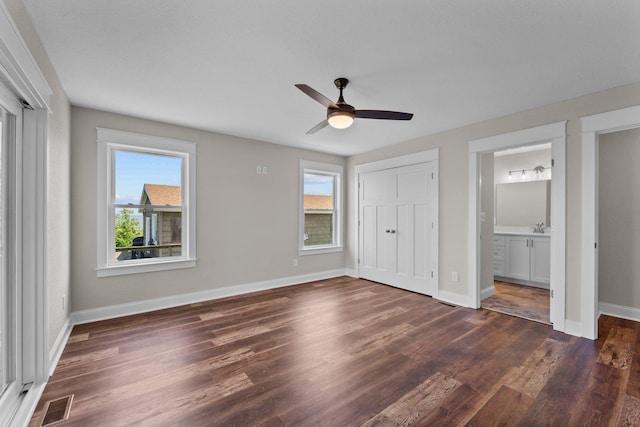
355,149,439,297
581,105,640,340
0,2,52,426
468,122,566,332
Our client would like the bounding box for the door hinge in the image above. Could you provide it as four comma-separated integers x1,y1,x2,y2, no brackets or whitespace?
595,242,597,249
357,258,360,264
550,289,554,298
431,271,434,278
551,158,555,167
431,172,434,180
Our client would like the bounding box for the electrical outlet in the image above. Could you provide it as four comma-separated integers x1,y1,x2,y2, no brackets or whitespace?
262,166,268,175
451,272,459,282
256,165,262,174
293,258,298,267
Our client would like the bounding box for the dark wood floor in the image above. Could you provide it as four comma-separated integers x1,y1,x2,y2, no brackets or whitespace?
30,277,640,426
482,281,551,324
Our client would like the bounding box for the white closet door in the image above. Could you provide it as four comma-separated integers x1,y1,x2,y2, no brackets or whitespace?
359,162,434,295
359,169,392,284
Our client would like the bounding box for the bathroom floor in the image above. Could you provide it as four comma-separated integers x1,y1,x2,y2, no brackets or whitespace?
482,281,550,325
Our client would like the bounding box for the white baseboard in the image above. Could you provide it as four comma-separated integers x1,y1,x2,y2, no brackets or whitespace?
48,317,73,376
71,269,347,325
563,319,582,337
345,268,358,278
437,290,469,307
599,302,640,323
480,285,496,300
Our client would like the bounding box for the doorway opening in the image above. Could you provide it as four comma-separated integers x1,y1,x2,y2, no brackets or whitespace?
480,144,552,324
581,105,640,340
468,122,566,333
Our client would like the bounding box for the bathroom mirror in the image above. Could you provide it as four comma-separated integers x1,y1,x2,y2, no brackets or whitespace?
495,180,550,227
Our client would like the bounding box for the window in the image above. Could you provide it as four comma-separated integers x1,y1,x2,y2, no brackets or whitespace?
97,128,196,277
299,160,343,255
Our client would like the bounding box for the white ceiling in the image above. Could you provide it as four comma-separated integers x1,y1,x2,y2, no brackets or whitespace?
22,0,640,156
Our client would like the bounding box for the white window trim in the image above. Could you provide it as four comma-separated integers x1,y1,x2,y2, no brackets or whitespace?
96,128,197,277
299,160,344,256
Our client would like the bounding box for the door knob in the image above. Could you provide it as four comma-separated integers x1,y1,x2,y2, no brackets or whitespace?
385,229,390,233
390,230,396,234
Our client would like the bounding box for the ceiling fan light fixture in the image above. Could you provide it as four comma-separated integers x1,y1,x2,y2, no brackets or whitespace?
327,110,354,129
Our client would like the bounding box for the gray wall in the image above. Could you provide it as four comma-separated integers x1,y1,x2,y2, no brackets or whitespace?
598,128,640,308
70,107,346,311
5,0,72,350
347,82,640,323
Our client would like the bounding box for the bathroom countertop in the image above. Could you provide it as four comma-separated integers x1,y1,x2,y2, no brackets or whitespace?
494,227,550,237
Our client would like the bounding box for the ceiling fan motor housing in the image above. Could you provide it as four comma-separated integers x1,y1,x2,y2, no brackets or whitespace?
327,104,355,129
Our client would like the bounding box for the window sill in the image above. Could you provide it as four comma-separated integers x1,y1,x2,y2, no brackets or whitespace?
298,246,344,256
97,258,197,277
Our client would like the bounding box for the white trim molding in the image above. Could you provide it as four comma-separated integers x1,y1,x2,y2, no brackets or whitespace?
563,320,582,338
48,318,73,377
437,290,469,308
96,128,197,277
0,2,51,110
354,149,439,175
581,105,640,340
468,122,567,334
72,269,348,325
480,285,496,300
600,302,640,324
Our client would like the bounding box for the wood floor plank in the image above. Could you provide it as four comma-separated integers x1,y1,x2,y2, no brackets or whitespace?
505,337,569,398
567,363,629,426
361,371,460,426
597,326,636,370
517,337,600,426
29,278,640,426
466,385,534,427
627,335,640,399
620,394,640,427
482,280,550,324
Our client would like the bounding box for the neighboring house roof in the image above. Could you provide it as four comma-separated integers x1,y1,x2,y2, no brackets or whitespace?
304,195,333,210
140,184,181,206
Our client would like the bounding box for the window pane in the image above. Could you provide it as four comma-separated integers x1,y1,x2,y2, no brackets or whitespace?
115,151,181,205
114,150,183,261
303,172,335,246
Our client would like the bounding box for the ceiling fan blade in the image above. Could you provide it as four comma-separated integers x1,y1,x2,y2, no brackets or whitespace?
295,84,339,109
306,119,329,134
355,110,414,120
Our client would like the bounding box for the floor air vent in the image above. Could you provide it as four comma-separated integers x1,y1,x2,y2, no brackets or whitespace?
40,394,73,426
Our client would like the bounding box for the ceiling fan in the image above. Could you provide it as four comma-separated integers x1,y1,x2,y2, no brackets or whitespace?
295,78,414,134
